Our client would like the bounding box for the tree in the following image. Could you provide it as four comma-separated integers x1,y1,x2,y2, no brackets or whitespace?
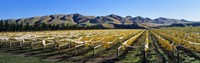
19,22,24,31
47,24,52,30
61,23,65,30
41,22,47,30
4,21,9,31
24,23,30,31
0,19,3,31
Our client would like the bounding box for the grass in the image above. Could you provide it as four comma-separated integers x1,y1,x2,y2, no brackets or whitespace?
0,52,62,63
117,51,141,63
116,31,145,63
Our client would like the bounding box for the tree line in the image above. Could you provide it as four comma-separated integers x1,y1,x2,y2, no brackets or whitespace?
0,20,104,32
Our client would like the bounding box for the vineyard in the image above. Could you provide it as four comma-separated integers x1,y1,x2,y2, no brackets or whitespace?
0,27,200,63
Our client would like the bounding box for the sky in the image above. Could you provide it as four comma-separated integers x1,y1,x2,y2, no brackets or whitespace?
0,0,200,21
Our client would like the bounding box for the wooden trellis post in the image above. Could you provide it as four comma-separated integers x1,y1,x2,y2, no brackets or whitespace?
20,39,25,48
93,46,95,57
116,46,121,59
116,48,119,59
54,40,57,49
31,42,33,55
143,50,147,63
84,41,86,51
172,44,180,63
74,43,76,55
58,46,61,52
20,42,23,50
0,41,2,47
9,42,12,48
20,42,22,47
177,51,179,63
43,39,46,50
68,41,71,49
31,42,33,50
177,48,180,63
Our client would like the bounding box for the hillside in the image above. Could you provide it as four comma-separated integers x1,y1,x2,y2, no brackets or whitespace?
168,22,200,27
1,13,192,29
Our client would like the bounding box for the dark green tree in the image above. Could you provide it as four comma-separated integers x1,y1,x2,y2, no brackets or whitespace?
0,19,3,31
4,21,9,31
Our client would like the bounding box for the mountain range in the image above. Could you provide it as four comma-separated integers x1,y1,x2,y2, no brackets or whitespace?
2,13,193,28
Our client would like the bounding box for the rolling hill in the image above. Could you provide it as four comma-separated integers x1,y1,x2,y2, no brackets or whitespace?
1,13,192,28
